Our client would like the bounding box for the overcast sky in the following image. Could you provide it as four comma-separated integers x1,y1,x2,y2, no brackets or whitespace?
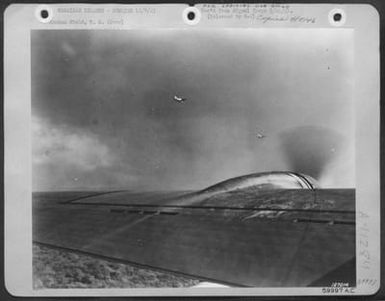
31,29,354,191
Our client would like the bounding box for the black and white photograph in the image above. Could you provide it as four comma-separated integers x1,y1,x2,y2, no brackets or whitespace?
30,27,357,289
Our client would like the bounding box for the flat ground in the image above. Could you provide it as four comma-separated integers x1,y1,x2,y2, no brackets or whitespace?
33,243,199,289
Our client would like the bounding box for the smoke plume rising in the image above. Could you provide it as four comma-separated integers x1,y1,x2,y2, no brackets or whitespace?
280,126,343,180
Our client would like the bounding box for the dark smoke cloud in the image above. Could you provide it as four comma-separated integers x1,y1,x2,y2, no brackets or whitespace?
280,126,344,179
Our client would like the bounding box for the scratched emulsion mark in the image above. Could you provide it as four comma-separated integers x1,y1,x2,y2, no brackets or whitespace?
201,4,316,24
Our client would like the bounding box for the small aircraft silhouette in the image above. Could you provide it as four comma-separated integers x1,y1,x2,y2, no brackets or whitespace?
255,125,266,139
256,132,266,139
173,95,187,104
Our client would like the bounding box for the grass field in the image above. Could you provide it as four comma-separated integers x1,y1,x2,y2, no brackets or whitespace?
33,243,200,289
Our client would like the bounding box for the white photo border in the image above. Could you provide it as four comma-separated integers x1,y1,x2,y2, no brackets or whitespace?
4,3,380,297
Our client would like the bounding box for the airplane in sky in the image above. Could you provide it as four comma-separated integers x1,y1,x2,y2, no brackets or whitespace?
173,95,187,104
255,127,266,139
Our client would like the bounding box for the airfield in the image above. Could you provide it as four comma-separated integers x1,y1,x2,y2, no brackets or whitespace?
33,185,356,288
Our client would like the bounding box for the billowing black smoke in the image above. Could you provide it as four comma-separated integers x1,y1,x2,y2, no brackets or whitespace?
280,126,343,180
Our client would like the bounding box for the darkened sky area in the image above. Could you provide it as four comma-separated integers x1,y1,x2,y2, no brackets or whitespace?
32,29,354,191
